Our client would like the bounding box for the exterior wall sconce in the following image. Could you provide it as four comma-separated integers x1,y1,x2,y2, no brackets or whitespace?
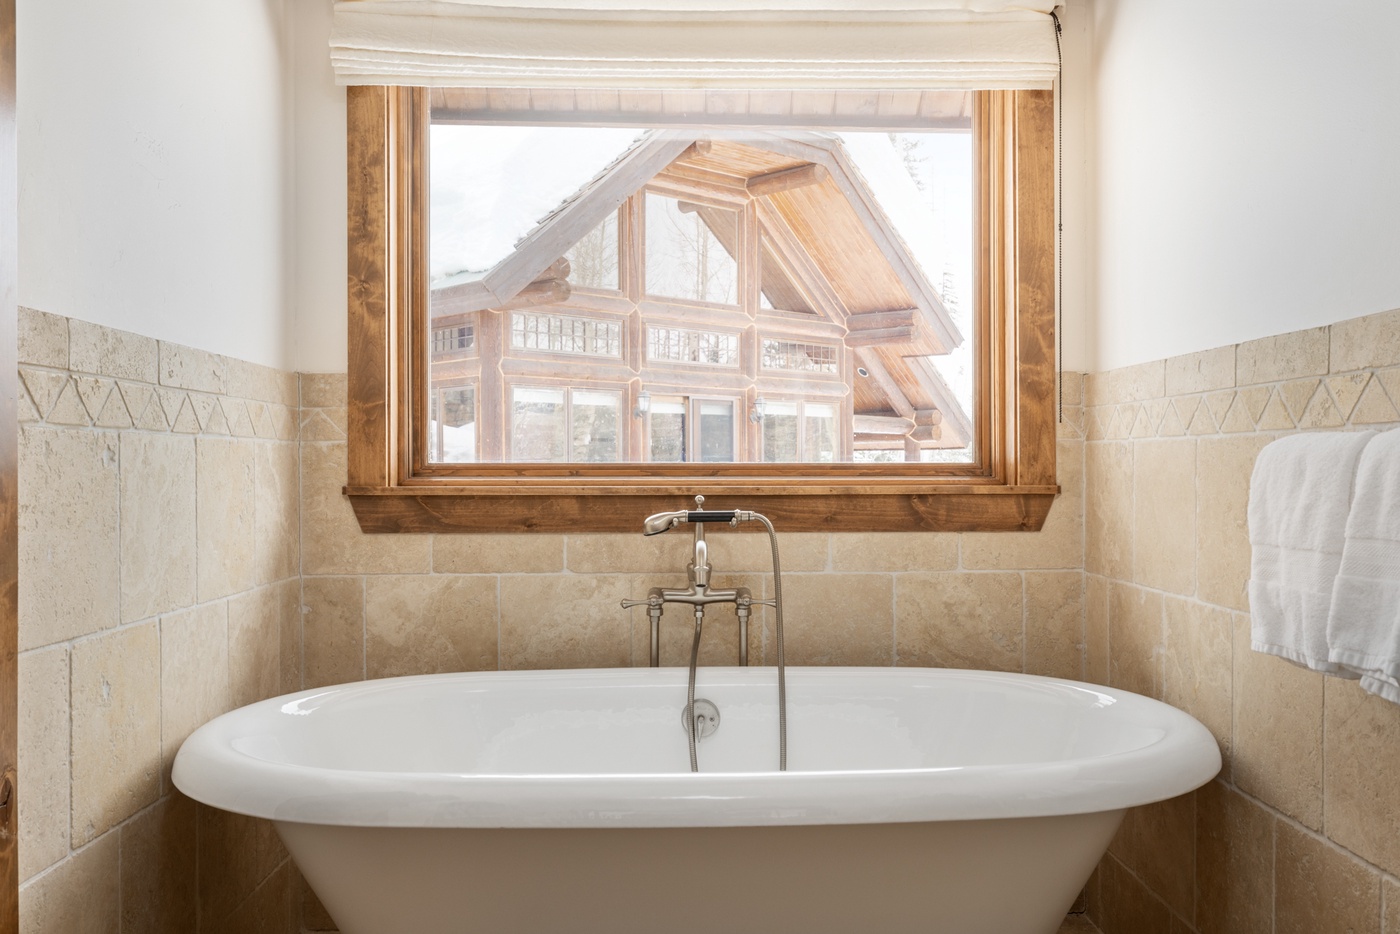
749,396,767,423
633,390,651,419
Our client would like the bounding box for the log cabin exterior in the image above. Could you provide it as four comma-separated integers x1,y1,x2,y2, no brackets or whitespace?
426,128,973,464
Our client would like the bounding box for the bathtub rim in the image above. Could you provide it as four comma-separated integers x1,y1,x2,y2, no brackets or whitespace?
172,666,1222,829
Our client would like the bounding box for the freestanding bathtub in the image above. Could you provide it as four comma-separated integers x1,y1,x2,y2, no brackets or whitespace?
173,666,1220,934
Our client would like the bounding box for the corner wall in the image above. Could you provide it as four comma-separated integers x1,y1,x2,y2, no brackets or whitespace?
16,309,302,933
1082,305,1400,933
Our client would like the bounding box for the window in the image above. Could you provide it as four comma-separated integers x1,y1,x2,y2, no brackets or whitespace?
344,87,1057,532
510,387,622,463
432,324,475,354
762,401,838,463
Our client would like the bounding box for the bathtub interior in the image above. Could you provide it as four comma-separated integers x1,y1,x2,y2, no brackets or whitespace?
232,667,1168,776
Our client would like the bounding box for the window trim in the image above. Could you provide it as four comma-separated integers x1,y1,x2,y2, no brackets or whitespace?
344,87,1057,532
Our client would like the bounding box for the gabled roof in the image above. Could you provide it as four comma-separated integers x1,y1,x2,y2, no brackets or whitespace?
432,129,971,447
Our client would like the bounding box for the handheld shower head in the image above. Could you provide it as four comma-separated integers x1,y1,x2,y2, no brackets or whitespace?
642,510,688,536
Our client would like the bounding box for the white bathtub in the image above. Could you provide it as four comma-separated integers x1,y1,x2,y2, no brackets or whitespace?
173,667,1220,934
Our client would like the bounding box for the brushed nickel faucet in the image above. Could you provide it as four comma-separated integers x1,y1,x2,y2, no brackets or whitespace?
622,495,787,773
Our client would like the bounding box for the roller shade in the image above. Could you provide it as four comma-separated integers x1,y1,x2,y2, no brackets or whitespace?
331,0,1061,90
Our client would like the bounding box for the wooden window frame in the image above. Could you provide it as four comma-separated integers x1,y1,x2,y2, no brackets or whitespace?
345,87,1057,533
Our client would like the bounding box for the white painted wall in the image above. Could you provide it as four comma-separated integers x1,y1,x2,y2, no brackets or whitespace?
1089,0,1400,371
17,0,293,369
289,0,348,375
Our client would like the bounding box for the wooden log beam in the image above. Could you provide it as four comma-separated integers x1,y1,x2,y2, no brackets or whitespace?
844,326,915,348
852,414,914,436
496,277,571,311
746,163,828,198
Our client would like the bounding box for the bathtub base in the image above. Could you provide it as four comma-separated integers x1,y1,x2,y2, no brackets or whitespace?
277,810,1124,934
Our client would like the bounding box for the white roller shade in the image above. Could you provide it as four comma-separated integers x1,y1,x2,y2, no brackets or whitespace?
331,0,1060,90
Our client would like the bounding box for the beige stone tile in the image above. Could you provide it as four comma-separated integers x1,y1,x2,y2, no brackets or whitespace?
18,306,69,368
1085,575,1109,685
965,441,1083,570
896,572,1022,672
1351,378,1400,425
500,575,635,669
300,442,432,575
709,530,827,573
1196,435,1271,612
1085,441,1133,579
1133,439,1196,596
1323,677,1400,874
1186,397,1219,436
1233,615,1323,829
1385,878,1399,934
1108,583,1163,699
229,586,286,708
433,534,565,573
227,357,298,407
1131,400,1167,439
196,803,287,922
204,861,295,934
1166,347,1235,396
254,441,300,586
1098,854,1173,934
120,792,197,934
1157,402,1188,438
277,579,301,696
158,340,226,393
72,377,115,424
20,367,67,420
302,577,365,689
1024,571,1084,680
364,575,499,678
18,647,70,882
1299,385,1346,428
300,372,348,409
20,831,120,934
160,603,231,788
120,433,196,623
1237,327,1330,385
1205,391,1236,428
1378,368,1400,415
1095,360,1167,406
18,427,121,649
1196,780,1274,934
1060,371,1084,406
1162,598,1233,775
1256,390,1296,430
562,532,689,574
1331,307,1400,373
1328,372,1372,421
68,319,158,382
832,532,956,571
1279,379,1321,423
299,409,346,441
223,398,256,438
71,623,161,845
197,438,256,601
1057,915,1099,934
1275,820,1381,934
46,379,93,426
760,573,893,666
92,387,133,429
1108,791,1195,922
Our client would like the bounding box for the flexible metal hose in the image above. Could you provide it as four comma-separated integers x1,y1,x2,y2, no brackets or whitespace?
752,513,787,772
686,607,703,772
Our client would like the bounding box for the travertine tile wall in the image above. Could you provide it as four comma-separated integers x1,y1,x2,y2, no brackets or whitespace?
294,372,1089,931
16,309,303,934
1080,306,1400,934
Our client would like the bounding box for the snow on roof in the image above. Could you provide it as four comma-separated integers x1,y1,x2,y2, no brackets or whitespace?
429,125,644,286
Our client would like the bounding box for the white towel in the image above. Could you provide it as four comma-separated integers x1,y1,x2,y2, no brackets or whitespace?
1248,430,1376,674
1327,427,1400,702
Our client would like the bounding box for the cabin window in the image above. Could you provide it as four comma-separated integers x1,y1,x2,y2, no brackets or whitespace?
345,87,1057,532
509,386,623,463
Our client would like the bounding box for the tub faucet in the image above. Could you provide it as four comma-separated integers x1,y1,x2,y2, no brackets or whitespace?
622,495,788,773
625,496,767,663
